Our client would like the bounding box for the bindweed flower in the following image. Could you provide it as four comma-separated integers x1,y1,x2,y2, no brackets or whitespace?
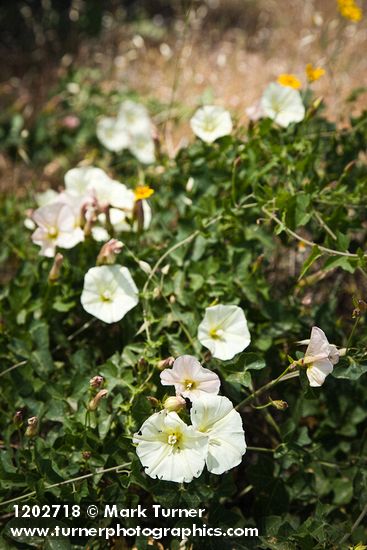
164,395,186,412
160,355,220,399
96,239,124,265
64,166,110,198
198,304,251,361
306,63,325,82
277,74,302,89
158,356,175,370
260,83,305,128
35,189,59,207
133,410,208,483
190,394,246,475
301,326,344,387
190,105,233,143
32,202,84,257
128,133,156,164
117,100,153,135
96,117,130,152
81,265,139,324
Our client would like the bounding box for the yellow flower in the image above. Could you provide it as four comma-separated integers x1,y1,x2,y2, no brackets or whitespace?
277,74,302,90
349,544,367,550
306,64,325,82
134,185,155,201
337,0,363,21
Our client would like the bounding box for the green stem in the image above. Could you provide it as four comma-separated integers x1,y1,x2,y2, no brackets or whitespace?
346,315,361,352
235,364,293,410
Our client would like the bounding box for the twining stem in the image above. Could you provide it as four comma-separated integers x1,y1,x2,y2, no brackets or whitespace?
262,205,367,258
0,462,131,508
340,502,367,545
346,315,361,352
235,364,294,410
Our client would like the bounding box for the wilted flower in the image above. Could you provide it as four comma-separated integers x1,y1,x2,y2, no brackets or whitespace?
260,83,305,128
88,389,108,411
89,375,104,388
96,117,130,152
96,239,124,265
301,326,344,387
198,304,251,361
160,355,220,399
48,253,64,282
25,416,38,438
158,356,175,370
277,73,302,89
190,394,246,475
133,410,208,483
306,64,325,82
81,265,139,324
190,105,233,143
32,202,84,257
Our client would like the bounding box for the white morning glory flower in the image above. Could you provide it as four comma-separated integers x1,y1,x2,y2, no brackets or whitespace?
190,105,233,143
96,117,130,152
81,265,139,324
89,178,135,210
260,83,305,128
64,166,110,197
301,326,342,387
191,394,246,475
160,355,220,399
198,304,251,361
117,100,153,135
128,133,156,165
35,189,59,207
32,202,84,257
133,410,208,483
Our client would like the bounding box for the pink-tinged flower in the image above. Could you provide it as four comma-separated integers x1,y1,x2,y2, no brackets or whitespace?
32,202,84,257
96,239,124,265
61,115,80,129
246,101,264,122
160,355,220,399
301,326,344,387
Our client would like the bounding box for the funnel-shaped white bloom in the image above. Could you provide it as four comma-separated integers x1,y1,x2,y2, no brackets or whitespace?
133,410,208,483
128,133,156,164
190,105,233,143
32,202,84,257
191,394,246,475
96,117,130,152
198,304,251,360
64,166,110,197
118,100,152,135
303,326,340,387
260,83,305,128
89,179,135,210
160,355,220,399
35,189,59,207
81,265,138,324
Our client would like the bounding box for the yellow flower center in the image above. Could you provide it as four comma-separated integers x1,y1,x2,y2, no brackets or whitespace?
100,290,113,302
167,431,182,450
47,226,58,239
209,327,225,340
183,379,196,390
134,185,155,201
277,74,302,89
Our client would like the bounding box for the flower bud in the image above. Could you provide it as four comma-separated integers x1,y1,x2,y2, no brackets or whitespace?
25,416,38,437
158,356,175,370
48,253,64,283
164,395,186,412
96,239,123,266
82,450,91,460
147,396,159,407
271,400,288,410
89,375,104,388
88,389,108,411
138,260,152,274
13,410,23,427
